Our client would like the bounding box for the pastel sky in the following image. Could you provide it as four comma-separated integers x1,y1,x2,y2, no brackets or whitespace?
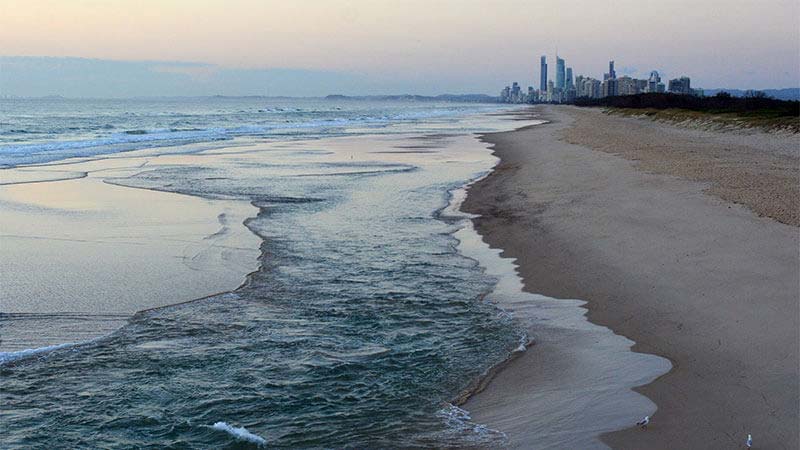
1,0,798,96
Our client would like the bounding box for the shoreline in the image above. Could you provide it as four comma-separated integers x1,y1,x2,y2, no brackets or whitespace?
440,177,535,410
2,112,564,448
0,145,264,353
451,142,669,449
461,105,799,448
2,112,671,445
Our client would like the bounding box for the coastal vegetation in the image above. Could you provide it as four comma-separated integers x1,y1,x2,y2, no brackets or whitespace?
574,92,800,132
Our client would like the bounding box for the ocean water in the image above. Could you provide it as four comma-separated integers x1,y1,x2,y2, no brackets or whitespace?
0,98,535,447
0,97,502,168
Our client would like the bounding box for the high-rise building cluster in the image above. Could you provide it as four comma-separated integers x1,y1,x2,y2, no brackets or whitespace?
667,76,692,95
499,54,702,104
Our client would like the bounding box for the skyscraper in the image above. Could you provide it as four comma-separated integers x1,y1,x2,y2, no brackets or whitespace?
668,77,692,94
574,75,585,96
617,76,639,95
511,82,521,102
602,77,618,97
556,56,566,90
566,67,574,88
604,60,616,80
647,71,661,93
539,56,547,92
500,85,510,102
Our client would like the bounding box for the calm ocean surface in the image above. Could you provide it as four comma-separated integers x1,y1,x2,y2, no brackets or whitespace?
0,98,530,448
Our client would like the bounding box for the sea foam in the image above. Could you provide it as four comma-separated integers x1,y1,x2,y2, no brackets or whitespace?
211,422,267,446
0,342,78,365
435,404,508,444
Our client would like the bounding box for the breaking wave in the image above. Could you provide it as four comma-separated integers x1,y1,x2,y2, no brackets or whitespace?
210,422,267,446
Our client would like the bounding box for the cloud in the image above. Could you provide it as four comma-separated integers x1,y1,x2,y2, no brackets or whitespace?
0,56,385,97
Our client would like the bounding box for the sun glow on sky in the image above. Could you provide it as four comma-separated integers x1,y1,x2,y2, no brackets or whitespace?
1,0,798,94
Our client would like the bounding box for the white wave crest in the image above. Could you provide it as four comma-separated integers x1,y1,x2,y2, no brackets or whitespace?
0,342,78,365
436,403,508,444
211,421,267,446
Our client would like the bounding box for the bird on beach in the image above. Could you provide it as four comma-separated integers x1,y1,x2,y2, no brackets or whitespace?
746,433,752,448
636,416,650,430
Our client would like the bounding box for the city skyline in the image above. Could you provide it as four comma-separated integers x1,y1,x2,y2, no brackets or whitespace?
502,52,704,104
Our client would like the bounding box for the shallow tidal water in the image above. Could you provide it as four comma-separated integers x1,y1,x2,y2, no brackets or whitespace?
1,101,540,448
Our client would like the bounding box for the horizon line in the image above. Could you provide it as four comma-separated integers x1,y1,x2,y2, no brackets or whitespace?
2,87,800,102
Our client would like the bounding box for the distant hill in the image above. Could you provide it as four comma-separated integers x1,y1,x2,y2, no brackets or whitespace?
702,88,800,101
325,94,501,103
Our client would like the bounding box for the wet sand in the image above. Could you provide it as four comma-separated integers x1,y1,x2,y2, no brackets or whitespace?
448,185,670,449
0,148,261,351
462,105,799,449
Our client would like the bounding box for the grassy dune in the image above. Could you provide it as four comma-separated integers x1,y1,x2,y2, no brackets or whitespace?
606,107,800,133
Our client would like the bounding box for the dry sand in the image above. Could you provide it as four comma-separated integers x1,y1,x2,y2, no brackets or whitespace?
462,105,799,449
563,108,800,226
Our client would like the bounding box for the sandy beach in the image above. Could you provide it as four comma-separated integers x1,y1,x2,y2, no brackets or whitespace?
462,105,799,448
